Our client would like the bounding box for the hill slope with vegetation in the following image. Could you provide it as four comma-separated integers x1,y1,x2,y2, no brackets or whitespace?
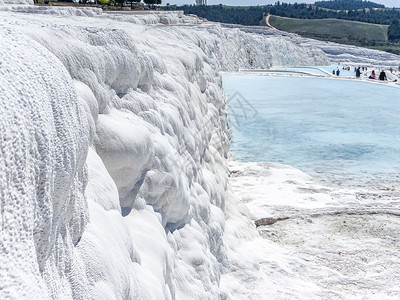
269,15,388,44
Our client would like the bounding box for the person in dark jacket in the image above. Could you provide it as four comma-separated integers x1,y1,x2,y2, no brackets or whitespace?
356,67,361,78
379,71,387,81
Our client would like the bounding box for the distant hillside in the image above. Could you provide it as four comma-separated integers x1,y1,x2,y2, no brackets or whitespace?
164,2,400,53
268,15,388,44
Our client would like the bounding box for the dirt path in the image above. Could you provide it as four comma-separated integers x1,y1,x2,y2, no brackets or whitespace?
265,14,276,29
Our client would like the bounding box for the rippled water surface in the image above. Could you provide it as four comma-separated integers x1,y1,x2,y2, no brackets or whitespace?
223,74,400,188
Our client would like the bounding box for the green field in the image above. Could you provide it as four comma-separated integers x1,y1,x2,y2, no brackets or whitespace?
268,15,388,43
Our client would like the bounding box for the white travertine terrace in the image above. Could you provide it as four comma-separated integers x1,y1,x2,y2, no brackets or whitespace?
1,2,399,299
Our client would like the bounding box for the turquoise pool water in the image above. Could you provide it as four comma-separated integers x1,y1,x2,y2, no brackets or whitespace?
223,74,400,188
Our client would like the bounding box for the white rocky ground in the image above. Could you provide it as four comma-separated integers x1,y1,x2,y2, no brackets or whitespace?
229,161,400,299
0,2,399,299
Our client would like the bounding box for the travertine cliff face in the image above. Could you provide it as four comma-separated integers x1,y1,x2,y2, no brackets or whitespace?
0,5,329,299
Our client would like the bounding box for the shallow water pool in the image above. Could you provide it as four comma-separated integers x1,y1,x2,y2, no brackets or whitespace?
223,74,400,188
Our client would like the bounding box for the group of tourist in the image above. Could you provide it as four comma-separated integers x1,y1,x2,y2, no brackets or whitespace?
332,68,340,76
367,70,387,80
354,66,390,81
332,64,399,83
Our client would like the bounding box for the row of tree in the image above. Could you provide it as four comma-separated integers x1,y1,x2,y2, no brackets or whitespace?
388,21,400,42
314,0,384,10
165,4,264,26
143,0,161,5
267,2,400,25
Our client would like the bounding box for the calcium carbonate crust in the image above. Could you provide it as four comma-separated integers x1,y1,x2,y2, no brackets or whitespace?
0,5,334,300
